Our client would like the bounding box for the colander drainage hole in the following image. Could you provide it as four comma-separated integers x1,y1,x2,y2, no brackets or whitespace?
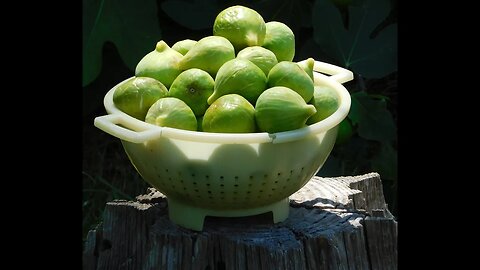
207,191,212,194
195,189,199,192
235,176,239,180
274,181,278,184
165,169,169,172
220,191,224,194
234,184,239,187
220,184,224,187
205,175,209,179
206,183,210,187
191,174,195,177
220,176,224,180
193,182,197,185
249,176,254,180
277,172,281,176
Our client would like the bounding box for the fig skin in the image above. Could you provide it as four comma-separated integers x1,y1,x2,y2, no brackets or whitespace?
213,5,266,52
267,61,314,103
208,58,267,105
145,97,198,131
202,94,256,133
135,41,183,88
306,85,339,125
237,46,278,76
113,76,168,121
255,86,317,133
172,39,197,55
297,58,315,82
178,36,235,77
262,21,295,62
168,68,215,117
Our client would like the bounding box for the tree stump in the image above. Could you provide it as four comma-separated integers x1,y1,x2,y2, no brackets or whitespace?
83,172,397,270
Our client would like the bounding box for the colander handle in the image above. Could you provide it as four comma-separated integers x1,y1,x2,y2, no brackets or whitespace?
94,114,162,143
311,60,354,84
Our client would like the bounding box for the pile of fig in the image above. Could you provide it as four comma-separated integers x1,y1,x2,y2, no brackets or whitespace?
113,5,339,133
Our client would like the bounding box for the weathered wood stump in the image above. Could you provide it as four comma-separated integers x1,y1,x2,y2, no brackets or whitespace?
83,172,397,270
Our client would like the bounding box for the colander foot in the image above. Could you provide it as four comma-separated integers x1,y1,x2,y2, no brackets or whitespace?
167,197,290,231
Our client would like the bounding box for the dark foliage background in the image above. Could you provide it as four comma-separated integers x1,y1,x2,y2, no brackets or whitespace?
83,0,397,242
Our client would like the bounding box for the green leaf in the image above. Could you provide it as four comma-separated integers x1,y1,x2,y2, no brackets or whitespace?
161,0,219,30
371,142,397,181
349,91,396,142
83,0,162,86
312,0,397,78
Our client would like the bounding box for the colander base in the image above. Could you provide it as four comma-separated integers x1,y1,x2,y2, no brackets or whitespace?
167,197,290,231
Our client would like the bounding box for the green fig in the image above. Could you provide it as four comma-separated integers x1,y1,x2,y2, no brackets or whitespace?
168,68,215,116
172,39,197,55
135,41,183,88
306,85,339,125
213,5,266,52
208,58,267,105
145,97,197,131
297,58,315,82
267,61,314,103
113,77,168,120
178,36,235,76
255,86,317,133
262,21,295,62
236,46,278,76
202,94,256,133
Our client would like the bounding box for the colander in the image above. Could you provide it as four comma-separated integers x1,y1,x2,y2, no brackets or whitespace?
94,60,353,231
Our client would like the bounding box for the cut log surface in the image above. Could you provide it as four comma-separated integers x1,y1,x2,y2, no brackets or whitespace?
83,172,397,270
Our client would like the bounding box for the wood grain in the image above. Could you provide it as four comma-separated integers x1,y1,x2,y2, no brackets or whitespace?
83,173,397,270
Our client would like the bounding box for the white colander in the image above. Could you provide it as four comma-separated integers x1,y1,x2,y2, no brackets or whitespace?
94,60,353,231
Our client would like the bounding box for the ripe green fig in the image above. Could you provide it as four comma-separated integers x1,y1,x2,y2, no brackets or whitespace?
145,97,197,131
255,86,317,133
297,58,315,82
262,21,295,62
178,36,235,77
306,85,339,125
208,58,267,105
236,46,278,76
113,77,168,121
135,41,183,88
168,68,215,116
213,5,266,52
172,39,197,55
202,94,256,133
267,61,314,102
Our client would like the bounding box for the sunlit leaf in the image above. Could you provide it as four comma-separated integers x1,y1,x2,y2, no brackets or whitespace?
83,0,162,86
312,0,397,78
349,91,396,142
